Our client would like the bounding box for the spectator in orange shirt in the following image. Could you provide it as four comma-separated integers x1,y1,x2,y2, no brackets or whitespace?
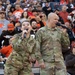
35,15,45,29
59,5,69,23
40,13,47,26
0,23,15,62
13,4,24,21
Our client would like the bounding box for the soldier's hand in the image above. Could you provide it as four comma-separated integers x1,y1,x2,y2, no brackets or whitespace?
61,28,67,34
0,57,4,62
29,57,36,63
39,62,45,69
0,57,7,62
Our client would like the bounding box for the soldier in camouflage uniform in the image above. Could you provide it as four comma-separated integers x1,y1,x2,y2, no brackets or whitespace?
35,13,70,75
4,20,43,75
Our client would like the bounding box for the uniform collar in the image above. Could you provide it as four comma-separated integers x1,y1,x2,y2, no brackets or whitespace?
45,25,57,31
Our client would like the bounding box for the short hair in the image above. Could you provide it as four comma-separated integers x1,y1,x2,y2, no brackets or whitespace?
32,9,37,12
30,19,37,25
21,19,30,24
48,13,59,20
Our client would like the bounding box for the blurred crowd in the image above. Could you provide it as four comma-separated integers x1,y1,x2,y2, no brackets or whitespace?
0,0,75,75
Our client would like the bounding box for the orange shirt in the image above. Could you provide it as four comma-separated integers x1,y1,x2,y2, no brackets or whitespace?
0,23,3,28
59,11,69,23
37,21,46,29
42,21,46,26
0,45,12,57
13,9,24,19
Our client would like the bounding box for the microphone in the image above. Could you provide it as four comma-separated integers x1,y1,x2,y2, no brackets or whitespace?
24,29,28,38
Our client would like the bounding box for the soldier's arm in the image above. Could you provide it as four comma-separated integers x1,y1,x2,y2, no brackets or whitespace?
61,29,70,51
30,39,44,64
26,32,43,64
9,34,17,46
9,34,23,52
30,30,43,64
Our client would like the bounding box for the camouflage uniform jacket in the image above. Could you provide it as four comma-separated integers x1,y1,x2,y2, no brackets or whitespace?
35,26,70,69
5,33,42,70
